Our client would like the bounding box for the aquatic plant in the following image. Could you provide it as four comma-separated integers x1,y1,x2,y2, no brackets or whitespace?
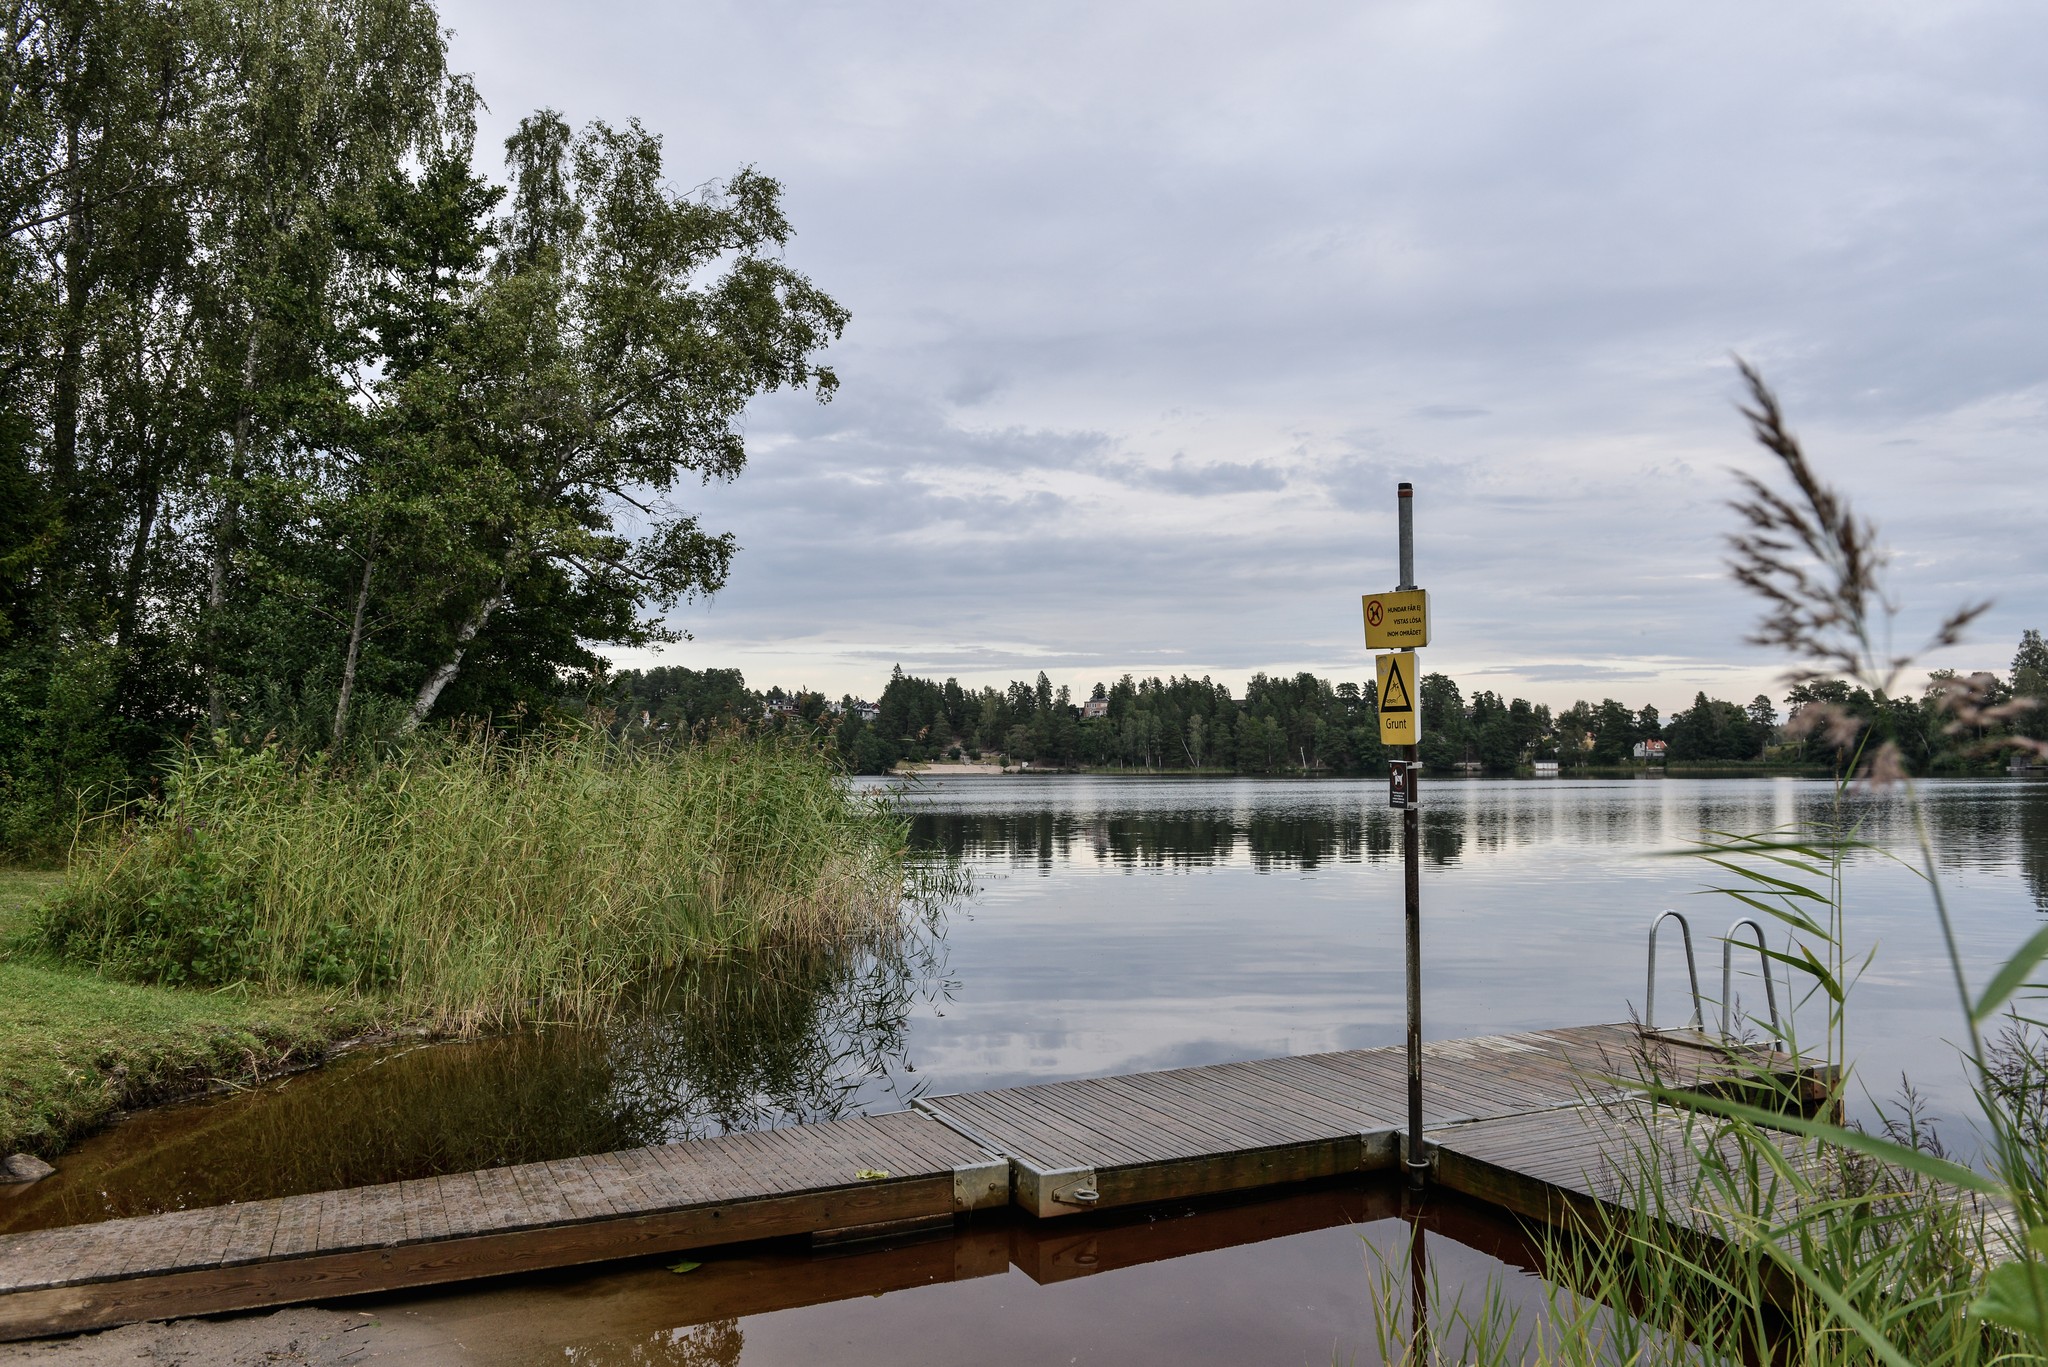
37,725,912,1028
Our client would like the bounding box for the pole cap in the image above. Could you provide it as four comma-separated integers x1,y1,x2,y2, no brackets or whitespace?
1397,482,1413,496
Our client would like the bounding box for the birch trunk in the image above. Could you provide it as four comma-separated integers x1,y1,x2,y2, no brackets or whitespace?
331,538,376,748
401,571,508,735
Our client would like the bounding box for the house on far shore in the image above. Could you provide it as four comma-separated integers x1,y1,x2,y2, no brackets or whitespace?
1081,697,1110,721
1532,759,1559,776
1632,739,1668,762
853,700,880,723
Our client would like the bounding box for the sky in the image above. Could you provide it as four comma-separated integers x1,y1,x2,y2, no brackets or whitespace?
439,0,2048,713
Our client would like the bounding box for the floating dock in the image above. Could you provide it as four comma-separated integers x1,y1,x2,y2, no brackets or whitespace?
0,1022,1821,1341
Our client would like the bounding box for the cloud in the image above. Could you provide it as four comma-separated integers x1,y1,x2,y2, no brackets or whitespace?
447,0,2048,709
1106,455,1288,496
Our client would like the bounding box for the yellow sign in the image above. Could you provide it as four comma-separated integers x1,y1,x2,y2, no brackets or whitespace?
1377,651,1419,745
1362,589,1429,649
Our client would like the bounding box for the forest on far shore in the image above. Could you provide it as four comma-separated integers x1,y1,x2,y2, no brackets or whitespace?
594,628,2048,777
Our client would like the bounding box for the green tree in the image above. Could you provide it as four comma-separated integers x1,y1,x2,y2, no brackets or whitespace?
1589,699,1635,764
0,0,454,843
1235,713,1285,772
396,111,848,729
1667,692,1768,762
189,0,452,731
1416,673,1464,770
2013,628,2048,742
0,3,853,854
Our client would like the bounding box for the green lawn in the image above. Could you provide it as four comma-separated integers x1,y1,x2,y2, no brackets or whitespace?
0,869,381,1156
0,868,63,938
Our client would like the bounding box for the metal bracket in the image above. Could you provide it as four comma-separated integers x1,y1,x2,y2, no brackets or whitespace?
1360,1130,1400,1169
913,1098,1017,1212
1014,1163,1100,1218
1396,1130,1438,1174
951,1158,1010,1211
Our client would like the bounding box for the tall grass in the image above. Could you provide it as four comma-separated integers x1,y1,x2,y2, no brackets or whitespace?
1519,1087,2018,1366
1366,1037,2040,1365
36,726,911,1028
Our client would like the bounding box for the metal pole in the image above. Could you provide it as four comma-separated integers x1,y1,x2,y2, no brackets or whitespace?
1397,482,1415,593
1408,1201,1431,1356
1398,481,1425,1190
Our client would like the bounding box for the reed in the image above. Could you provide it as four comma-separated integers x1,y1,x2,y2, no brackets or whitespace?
1364,1032,2041,1366
36,726,910,1029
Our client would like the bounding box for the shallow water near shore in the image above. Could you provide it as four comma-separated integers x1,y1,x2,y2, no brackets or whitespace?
6,774,2043,1362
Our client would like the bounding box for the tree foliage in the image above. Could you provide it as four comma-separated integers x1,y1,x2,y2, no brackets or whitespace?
0,0,843,853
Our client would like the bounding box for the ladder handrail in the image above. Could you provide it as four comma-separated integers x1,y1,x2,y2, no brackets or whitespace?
1646,910,1704,1032
1719,917,1784,1045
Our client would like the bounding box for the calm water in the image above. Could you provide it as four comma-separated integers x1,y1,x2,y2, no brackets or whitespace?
5,774,2043,1363
882,774,2048,1130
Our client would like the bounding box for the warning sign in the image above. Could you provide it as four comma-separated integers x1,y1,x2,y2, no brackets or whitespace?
1362,590,1429,649
1377,651,1419,745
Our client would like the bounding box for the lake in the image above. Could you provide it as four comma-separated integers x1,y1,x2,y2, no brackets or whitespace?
886,774,2044,1126
5,774,2042,1363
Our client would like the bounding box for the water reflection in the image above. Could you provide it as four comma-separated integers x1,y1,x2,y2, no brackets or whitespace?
2020,786,2048,911
0,929,948,1233
913,806,1439,869
346,1178,1553,1367
905,775,2048,907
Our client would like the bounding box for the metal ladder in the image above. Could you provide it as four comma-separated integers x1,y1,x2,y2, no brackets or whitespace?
1645,910,1784,1044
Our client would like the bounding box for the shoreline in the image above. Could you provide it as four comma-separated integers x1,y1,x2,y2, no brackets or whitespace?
875,764,1965,780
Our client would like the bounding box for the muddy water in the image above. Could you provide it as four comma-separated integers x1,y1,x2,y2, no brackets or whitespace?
0,941,939,1230
5,776,2044,1362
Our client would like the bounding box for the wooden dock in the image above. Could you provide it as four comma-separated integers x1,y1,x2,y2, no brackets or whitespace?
0,1022,1820,1342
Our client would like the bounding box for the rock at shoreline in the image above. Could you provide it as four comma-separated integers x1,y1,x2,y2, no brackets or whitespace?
2,1153,55,1183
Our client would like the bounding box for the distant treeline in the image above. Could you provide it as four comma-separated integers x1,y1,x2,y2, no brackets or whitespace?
594,628,2048,777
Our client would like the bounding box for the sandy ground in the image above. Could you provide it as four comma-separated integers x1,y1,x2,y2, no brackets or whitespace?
889,762,1007,776
1,1258,764,1365
0,1308,473,1365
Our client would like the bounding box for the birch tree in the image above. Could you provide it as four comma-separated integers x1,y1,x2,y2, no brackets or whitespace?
183,0,447,731
395,111,848,731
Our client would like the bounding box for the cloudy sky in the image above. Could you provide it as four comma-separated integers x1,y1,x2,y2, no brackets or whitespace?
440,0,2047,711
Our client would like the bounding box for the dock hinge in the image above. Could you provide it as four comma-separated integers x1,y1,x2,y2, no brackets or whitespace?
910,1099,1016,1211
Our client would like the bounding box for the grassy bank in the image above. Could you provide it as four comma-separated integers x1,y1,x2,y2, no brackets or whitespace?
36,727,908,1028
0,870,381,1156
4,728,909,1152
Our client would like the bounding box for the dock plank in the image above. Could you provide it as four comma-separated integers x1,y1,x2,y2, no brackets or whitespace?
0,1021,1827,1341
